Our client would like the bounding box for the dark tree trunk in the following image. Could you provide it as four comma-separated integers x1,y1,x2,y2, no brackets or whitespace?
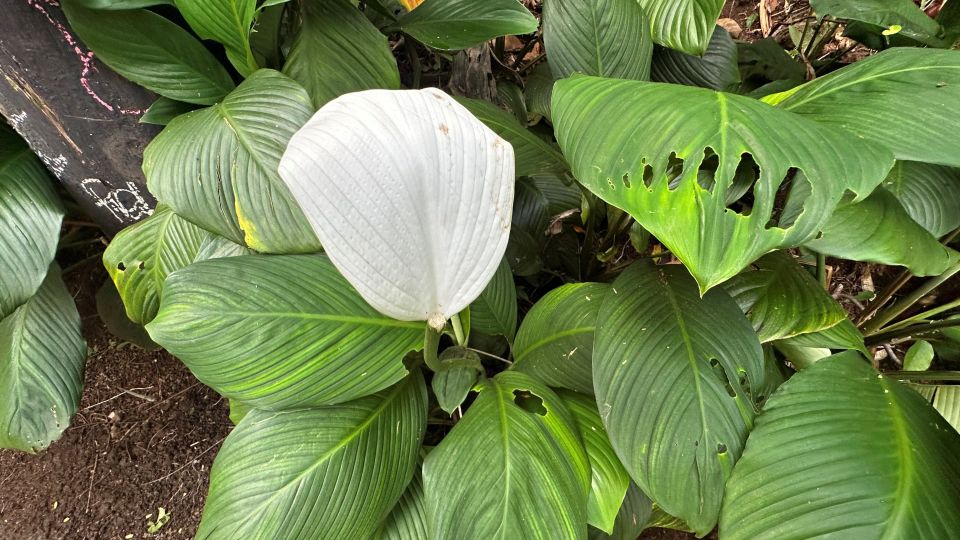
0,0,159,234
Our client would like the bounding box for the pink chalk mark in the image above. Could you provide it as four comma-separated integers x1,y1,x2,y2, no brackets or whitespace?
28,0,144,116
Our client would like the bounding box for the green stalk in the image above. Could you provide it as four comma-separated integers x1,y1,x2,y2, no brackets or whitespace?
423,326,443,372
816,252,827,290
865,318,960,347
451,313,466,346
863,260,960,335
880,297,960,333
890,371,960,382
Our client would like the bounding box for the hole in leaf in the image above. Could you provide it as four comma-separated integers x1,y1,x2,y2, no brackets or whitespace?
513,390,547,416
116,262,126,271
622,173,631,188
708,358,738,398
717,443,727,454
138,261,145,270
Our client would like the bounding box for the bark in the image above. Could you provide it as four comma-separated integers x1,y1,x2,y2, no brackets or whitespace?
0,0,159,234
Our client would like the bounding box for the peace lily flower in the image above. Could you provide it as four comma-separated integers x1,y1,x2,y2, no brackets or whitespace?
278,88,515,331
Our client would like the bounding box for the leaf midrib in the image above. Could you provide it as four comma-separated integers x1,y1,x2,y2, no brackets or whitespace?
877,376,915,539
781,65,960,111
166,308,424,329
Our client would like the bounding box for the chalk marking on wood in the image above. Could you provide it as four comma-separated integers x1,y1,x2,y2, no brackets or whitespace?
81,178,153,223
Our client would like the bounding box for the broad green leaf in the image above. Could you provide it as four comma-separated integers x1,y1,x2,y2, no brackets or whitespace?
637,0,725,55
588,483,653,540
911,384,960,432
778,318,868,355
62,2,235,105
227,399,252,425
376,458,428,540
553,76,894,291
770,48,960,166
455,97,568,178
431,346,482,414
424,371,590,539
144,69,320,254
283,0,400,108
278,88,513,330
513,282,609,394
806,188,955,276
103,205,208,325
395,0,538,50
723,252,847,342
512,173,582,237
139,97,199,126
147,255,425,409
559,390,630,534
525,62,556,122
904,340,935,371
651,25,740,91
810,0,946,46
773,340,831,369
0,126,63,319
74,0,173,7
0,265,86,452
594,261,764,535
175,0,259,76
884,160,960,238
720,352,960,538
196,374,427,540
543,0,653,81
469,257,518,340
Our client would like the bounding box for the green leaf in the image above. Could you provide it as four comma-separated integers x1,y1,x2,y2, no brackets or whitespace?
651,25,740,91
395,0,538,50
806,188,955,276
0,265,86,453
175,0,259,76
553,76,894,291
513,282,609,395
196,374,427,539
146,255,425,409
594,261,764,535
904,340,935,371
723,252,847,342
103,205,209,325
0,126,63,319
227,399,252,425
883,160,960,238
283,0,400,108
469,257,517,341
375,457,428,540
455,97,568,178
143,69,320,253
543,0,653,81
512,173,582,237
525,62,556,123
637,0,726,55
62,2,235,105
588,482,653,540
431,347,482,414
809,0,946,46
778,318,868,355
910,384,960,433
720,352,960,538
95,279,158,351
139,97,199,126
424,371,590,539
559,390,630,534
769,48,960,167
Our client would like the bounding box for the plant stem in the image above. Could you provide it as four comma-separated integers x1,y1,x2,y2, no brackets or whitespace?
857,268,911,326
880,297,960,333
423,326,442,372
451,313,466,346
865,318,960,347
816,252,827,290
863,260,960,335
404,38,422,89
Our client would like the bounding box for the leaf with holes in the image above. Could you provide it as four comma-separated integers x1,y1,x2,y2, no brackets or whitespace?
720,352,960,538
144,70,319,254
0,265,86,452
423,371,590,539
543,0,653,81
195,373,427,539
553,75,894,291
594,261,764,535
146,255,425,409
723,252,847,342
513,282,609,395
278,88,514,330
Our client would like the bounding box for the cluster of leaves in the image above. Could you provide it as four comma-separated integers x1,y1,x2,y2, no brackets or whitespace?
0,125,86,453
5,0,957,538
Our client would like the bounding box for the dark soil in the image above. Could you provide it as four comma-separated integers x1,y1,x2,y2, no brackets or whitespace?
0,261,231,540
